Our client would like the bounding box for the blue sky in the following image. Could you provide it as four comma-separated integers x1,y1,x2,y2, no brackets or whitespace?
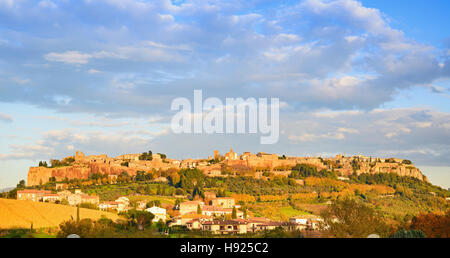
0,0,450,189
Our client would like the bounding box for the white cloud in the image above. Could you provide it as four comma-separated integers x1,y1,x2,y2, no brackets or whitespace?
0,113,13,123
0,128,166,161
10,77,30,84
288,131,346,142
44,51,92,64
87,69,101,74
38,0,57,9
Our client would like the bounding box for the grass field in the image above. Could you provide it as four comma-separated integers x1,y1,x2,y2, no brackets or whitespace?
0,198,119,229
279,206,313,217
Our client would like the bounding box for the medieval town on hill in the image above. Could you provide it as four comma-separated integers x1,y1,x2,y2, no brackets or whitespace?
12,148,439,237
27,148,427,187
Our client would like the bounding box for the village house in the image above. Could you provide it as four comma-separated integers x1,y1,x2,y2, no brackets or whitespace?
211,197,235,208
289,217,308,225
82,194,100,205
57,190,72,200
42,193,61,203
202,220,248,234
116,196,130,205
186,219,203,230
145,206,167,222
169,214,211,228
245,217,272,233
289,215,323,230
107,196,130,212
308,218,324,230
67,190,99,206
99,201,120,211
67,194,81,206
179,201,204,215
204,191,217,200
17,189,51,202
201,205,244,218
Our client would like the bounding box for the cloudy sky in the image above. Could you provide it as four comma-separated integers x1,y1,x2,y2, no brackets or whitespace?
1,0,450,189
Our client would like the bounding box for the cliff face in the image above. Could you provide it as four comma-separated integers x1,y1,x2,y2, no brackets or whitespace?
370,163,428,181
27,163,139,186
348,162,428,182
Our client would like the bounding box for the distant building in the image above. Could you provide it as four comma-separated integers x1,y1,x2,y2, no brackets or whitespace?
225,148,238,160
42,193,61,203
289,217,308,225
179,201,204,215
202,220,248,234
201,205,243,218
211,197,235,209
57,190,72,200
81,195,100,205
114,197,130,212
186,219,203,230
214,150,220,160
67,191,99,206
145,206,167,222
67,193,81,206
99,201,120,211
17,189,51,202
204,191,216,202
169,213,211,227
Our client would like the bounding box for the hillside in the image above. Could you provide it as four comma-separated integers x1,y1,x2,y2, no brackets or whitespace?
27,150,428,186
0,198,119,229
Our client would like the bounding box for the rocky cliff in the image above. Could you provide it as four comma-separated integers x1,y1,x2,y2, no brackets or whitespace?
27,163,139,186
26,151,429,186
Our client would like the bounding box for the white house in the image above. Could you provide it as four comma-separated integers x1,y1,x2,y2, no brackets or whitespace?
145,206,167,222
289,217,308,225
114,196,130,212
99,201,120,211
115,196,130,205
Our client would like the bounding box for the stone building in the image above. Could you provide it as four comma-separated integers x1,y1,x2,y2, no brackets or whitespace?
17,189,51,202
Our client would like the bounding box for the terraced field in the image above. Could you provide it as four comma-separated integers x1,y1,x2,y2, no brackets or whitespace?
0,198,119,229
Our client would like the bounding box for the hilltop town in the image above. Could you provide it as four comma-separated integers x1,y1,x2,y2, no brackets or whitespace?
2,148,448,238
27,149,427,187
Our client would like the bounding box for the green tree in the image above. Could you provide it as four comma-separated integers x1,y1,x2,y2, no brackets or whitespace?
321,199,390,238
232,207,237,219
197,204,202,215
139,151,153,161
16,180,26,189
126,210,155,230
178,168,205,190
76,205,80,222
146,200,161,208
79,202,98,210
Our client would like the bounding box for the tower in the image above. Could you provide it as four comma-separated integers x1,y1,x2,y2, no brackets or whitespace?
214,150,219,160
